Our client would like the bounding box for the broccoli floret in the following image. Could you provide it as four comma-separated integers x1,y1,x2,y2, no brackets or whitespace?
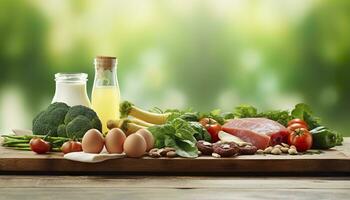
57,124,67,138
64,105,102,132
47,102,70,112
32,102,70,136
32,110,45,128
65,115,94,139
32,103,102,139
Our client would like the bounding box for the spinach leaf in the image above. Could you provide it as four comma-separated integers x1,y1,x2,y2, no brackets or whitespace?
166,111,199,123
148,118,198,158
148,123,174,148
173,139,198,158
189,121,211,142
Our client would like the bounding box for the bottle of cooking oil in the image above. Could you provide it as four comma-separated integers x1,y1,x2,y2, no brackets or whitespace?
91,56,120,134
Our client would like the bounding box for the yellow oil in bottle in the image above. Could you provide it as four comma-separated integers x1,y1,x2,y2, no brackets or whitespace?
92,86,120,134
91,56,120,134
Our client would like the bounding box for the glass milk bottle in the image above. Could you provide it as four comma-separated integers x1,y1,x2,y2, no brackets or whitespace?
52,73,91,107
91,56,121,134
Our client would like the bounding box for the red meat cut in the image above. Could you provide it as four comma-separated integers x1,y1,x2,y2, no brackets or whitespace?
222,118,289,150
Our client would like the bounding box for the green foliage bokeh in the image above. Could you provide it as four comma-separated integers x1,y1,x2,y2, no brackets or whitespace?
0,0,349,135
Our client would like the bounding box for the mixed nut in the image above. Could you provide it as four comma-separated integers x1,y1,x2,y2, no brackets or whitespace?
258,143,299,155
196,140,258,158
148,147,178,158
149,141,302,158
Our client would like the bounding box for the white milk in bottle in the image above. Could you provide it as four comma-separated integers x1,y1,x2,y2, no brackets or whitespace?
52,73,91,107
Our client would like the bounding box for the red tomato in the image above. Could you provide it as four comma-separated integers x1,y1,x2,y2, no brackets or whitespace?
199,118,222,142
288,119,308,129
287,123,308,131
61,141,72,154
30,138,51,154
71,141,82,152
61,141,83,154
288,128,312,152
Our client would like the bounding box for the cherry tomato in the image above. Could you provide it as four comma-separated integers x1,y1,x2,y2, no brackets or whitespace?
61,141,71,154
61,141,83,154
288,119,308,129
287,123,308,131
71,141,82,152
288,128,312,152
199,118,222,142
30,138,51,154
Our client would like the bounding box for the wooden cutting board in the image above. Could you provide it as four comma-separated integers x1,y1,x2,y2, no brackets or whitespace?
1,138,349,174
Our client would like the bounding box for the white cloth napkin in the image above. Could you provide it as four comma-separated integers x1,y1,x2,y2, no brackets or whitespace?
64,151,126,163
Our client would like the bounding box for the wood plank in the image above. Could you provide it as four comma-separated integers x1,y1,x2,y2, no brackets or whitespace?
0,176,350,189
1,175,349,199
1,188,350,200
0,138,349,174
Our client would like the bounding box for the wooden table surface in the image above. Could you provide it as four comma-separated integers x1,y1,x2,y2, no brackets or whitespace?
1,175,350,200
1,138,349,175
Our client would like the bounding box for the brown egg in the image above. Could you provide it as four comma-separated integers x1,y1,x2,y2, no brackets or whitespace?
105,128,126,154
123,134,147,158
82,129,104,154
135,129,154,151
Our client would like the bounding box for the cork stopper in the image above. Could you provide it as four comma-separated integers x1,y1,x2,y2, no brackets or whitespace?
94,56,117,70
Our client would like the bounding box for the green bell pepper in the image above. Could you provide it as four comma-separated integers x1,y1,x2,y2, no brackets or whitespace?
310,126,338,149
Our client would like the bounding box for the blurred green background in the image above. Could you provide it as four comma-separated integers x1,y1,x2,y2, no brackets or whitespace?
0,0,349,135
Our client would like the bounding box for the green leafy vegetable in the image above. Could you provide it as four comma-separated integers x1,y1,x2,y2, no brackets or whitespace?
167,112,199,123
291,103,321,129
291,103,312,119
257,110,291,127
222,112,235,120
189,121,211,142
148,118,198,158
231,104,290,126
233,104,258,118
